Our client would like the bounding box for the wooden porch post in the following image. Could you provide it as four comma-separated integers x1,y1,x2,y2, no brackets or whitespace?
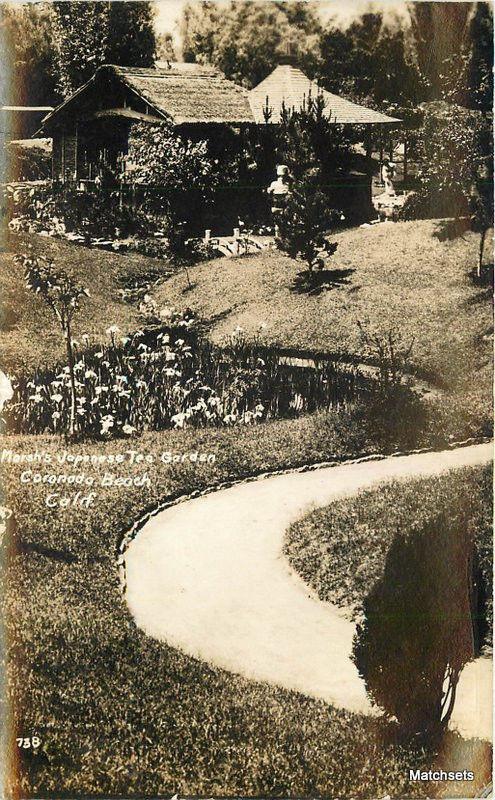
403,133,409,185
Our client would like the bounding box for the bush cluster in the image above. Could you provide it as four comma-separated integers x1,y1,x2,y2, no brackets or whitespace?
6,184,216,266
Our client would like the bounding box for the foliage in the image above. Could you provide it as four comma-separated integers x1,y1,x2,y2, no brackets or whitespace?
353,504,479,739
408,1,492,107
106,2,156,68
276,183,339,272
469,155,494,278
5,316,361,438
400,103,491,220
273,95,345,274
5,141,51,182
52,1,108,96
52,1,155,96
8,184,153,240
16,253,89,438
180,0,321,88
6,183,217,268
0,3,59,107
128,121,221,226
317,13,425,110
276,93,352,181
358,323,414,391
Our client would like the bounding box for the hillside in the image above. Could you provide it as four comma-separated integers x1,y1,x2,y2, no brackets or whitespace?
155,220,493,394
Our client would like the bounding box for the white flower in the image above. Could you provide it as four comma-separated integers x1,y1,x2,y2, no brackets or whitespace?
171,412,186,429
51,393,63,404
106,325,121,336
122,424,136,436
100,414,114,435
85,370,97,379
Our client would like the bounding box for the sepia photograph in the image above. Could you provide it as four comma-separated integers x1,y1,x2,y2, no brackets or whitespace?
0,0,493,797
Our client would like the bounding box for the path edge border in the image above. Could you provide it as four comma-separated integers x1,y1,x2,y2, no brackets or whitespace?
117,435,493,594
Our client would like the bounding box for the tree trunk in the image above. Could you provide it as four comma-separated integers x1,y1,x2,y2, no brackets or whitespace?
478,227,487,278
65,319,77,440
379,127,384,184
403,136,408,184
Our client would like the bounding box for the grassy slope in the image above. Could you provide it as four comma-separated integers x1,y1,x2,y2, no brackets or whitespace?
3,423,491,798
155,220,493,393
285,466,492,623
0,231,170,371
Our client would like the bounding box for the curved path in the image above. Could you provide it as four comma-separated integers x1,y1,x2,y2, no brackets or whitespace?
125,442,493,740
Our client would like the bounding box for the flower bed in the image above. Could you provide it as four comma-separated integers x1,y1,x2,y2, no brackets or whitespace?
4,323,364,439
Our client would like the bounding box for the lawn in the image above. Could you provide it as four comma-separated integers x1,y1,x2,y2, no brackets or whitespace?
0,231,171,371
285,465,493,635
2,424,492,799
155,219,493,414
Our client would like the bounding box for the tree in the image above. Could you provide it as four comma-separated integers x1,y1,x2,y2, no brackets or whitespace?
128,120,220,214
156,32,177,63
408,2,473,100
106,2,156,68
180,0,321,88
0,3,59,107
274,96,344,277
17,254,89,439
276,183,338,274
317,13,384,103
467,3,493,112
401,102,491,221
470,151,494,279
353,506,478,739
53,1,156,97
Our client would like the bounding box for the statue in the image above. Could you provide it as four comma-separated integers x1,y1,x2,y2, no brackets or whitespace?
382,160,396,196
267,164,291,235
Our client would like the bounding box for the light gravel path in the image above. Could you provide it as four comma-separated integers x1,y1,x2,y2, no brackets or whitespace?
125,442,492,740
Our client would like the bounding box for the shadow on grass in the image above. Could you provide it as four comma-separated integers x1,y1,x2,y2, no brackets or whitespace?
291,268,355,296
469,264,494,290
433,218,471,241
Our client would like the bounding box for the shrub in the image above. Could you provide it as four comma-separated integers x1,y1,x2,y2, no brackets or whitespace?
17,253,89,439
127,120,221,229
353,505,479,740
275,182,339,273
6,141,51,182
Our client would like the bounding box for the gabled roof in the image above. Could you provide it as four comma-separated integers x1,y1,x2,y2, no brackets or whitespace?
249,65,401,125
113,64,255,124
40,63,255,131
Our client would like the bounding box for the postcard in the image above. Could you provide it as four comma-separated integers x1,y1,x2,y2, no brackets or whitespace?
0,1,492,798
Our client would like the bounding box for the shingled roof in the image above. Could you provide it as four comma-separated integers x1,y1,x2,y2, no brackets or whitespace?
249,65,401,125
40,63,255,130
113,64,255,124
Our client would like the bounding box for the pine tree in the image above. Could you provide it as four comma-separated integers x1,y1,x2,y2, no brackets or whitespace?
275,95,343,276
